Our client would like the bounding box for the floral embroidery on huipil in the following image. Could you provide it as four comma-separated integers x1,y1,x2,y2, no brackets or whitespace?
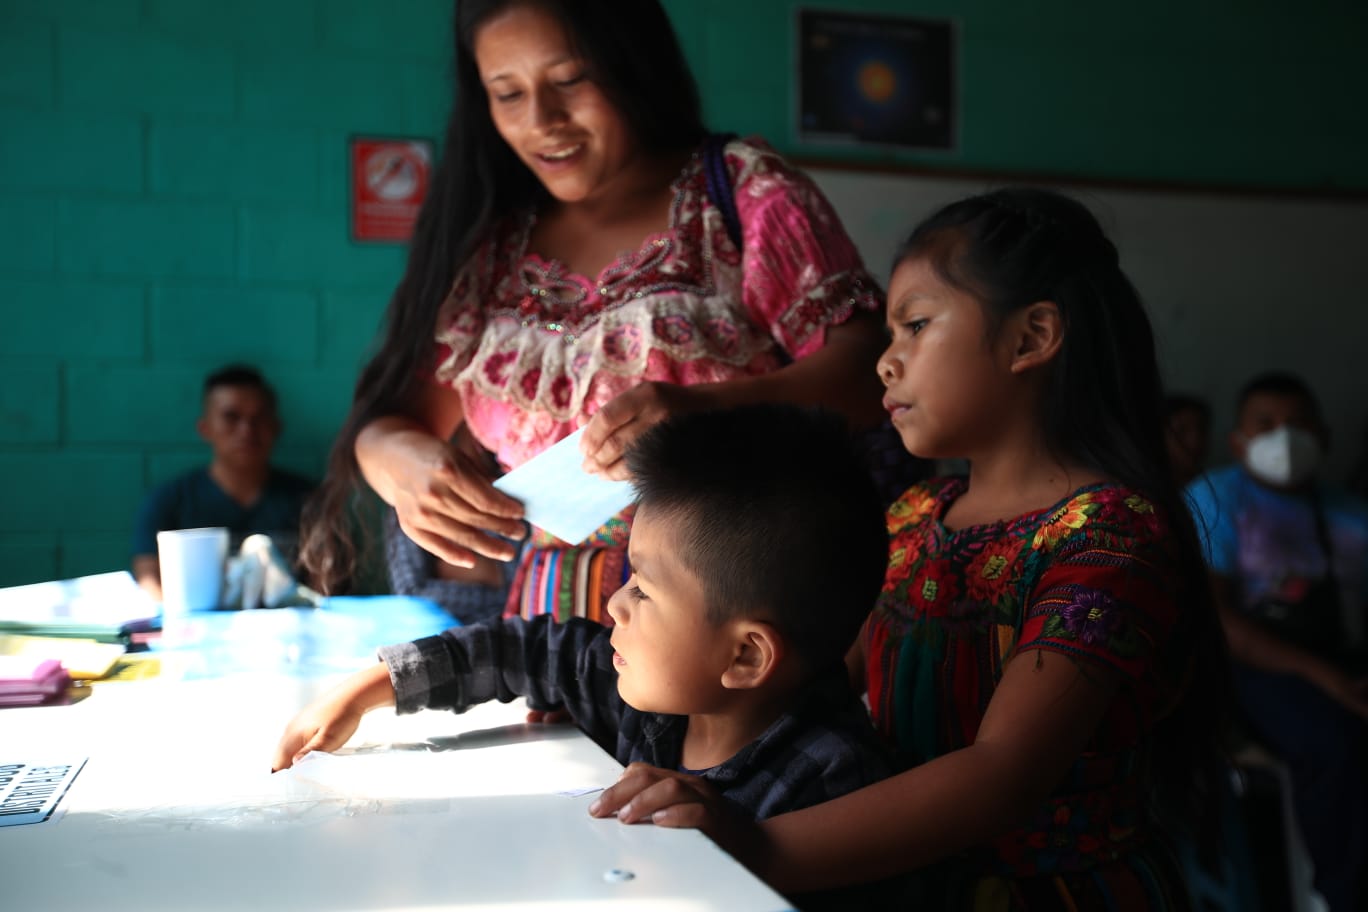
430,136,880,474
864,477,1191,878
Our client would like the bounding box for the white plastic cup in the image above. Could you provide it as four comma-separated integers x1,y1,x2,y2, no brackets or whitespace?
157,527,229,617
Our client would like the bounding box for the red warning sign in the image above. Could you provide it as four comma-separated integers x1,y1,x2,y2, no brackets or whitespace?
350,137,434,243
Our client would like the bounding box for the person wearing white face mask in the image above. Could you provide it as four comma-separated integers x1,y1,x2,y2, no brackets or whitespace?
1184,371,1368,912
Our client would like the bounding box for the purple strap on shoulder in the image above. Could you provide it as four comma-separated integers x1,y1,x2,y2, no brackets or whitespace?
702,132,742,250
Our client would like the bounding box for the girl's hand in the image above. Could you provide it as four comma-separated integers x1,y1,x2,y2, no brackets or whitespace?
580,382,707,480
589,762,731,830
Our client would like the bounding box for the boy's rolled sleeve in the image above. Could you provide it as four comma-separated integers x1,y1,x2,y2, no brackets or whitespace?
374,616,626,745
376,637,452,715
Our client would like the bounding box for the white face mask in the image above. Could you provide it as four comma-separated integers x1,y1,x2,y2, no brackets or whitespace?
1244,425,1323,488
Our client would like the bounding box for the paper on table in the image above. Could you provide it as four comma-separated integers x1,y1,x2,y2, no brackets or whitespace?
493,428,635,545
0,571,159,643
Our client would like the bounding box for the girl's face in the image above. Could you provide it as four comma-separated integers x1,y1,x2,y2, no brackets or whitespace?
877,254,1018,460
474,4,638,206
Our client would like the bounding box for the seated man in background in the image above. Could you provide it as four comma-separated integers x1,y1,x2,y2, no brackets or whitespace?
1164,391,1211,488
131,364,316,602
1184,370,1368,912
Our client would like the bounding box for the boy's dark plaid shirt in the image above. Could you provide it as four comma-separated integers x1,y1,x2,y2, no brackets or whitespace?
378,614,891,820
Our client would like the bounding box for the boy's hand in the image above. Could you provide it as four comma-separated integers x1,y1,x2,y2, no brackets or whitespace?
589,762,732,830
270,663,396,771
272,697,364,772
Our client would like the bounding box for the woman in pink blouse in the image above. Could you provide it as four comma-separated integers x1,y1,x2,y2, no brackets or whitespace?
299,0,892,620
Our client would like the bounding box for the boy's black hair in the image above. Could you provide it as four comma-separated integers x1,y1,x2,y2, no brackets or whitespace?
203,363,276,410
624,403,888,671
1236,371,1322,423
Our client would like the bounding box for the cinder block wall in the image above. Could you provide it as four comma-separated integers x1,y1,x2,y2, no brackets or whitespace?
0,0,453,584
2,0,1363,586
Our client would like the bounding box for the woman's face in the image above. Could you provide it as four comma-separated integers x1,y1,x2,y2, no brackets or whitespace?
474,4,638,206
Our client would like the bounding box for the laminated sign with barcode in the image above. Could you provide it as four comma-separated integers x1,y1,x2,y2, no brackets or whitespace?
0,759,86,827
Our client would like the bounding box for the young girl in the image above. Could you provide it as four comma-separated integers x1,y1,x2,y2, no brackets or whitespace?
591,187,1230,910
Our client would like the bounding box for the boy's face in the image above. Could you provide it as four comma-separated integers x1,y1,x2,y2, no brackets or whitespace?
197,384,280,472
606,507,736,715
1231,391,1323,459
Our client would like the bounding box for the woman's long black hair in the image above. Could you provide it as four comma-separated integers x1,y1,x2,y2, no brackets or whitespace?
895,187,1231,848
299,0,707,593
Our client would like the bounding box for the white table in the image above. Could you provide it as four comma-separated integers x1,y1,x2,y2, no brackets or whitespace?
0,607,795,911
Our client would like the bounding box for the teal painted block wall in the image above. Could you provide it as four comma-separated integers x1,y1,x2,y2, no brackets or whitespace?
675,0,1367,191
0,0,450,584
1,0,1363,586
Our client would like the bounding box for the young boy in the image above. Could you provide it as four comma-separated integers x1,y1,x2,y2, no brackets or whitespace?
272,403,891,822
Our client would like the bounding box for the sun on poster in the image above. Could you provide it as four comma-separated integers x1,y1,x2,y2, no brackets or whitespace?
797,10,957,151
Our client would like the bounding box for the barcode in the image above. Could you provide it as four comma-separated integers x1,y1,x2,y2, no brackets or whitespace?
0,759,87,827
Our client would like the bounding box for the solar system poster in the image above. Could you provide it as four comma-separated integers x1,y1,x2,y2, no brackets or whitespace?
797,10,956,150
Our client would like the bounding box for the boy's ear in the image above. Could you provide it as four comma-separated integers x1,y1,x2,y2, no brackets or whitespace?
720,621,784,691
1007,300,1064,374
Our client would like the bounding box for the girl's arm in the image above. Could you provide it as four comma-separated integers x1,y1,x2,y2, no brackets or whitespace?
704,312,888,425
355,381,525,567
844,627,867,695
582,142,888,479
749,649,1117,891
595,647,1118,893
581,313,888,479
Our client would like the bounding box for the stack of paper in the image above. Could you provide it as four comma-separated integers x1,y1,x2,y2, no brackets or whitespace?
0,657,71,707
0,571,160,644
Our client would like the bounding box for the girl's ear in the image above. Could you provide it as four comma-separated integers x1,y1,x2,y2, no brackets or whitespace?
720,621,783,691
1008,300,1064,374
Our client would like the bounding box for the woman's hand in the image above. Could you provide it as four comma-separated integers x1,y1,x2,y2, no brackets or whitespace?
580,382,706,480
578,315,890,481
271,663,396,771
358,418,526,569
